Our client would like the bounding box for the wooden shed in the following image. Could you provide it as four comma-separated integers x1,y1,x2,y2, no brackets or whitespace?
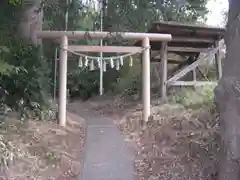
136,21,225,99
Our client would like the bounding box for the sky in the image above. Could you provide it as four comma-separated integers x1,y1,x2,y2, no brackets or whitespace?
206,0,229,27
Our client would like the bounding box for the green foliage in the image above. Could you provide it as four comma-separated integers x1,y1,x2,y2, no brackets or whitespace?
111,58,141,95
8,0,21,5
67,64,100,99
43,150,60,165
42,0,101,100
41,0,210,100
0,0,52,120
198,63,218,81
92,0,209,97
169,85,216,109
3,0,212,108
0,46,14,76
105,0,209,32
0,38,52,119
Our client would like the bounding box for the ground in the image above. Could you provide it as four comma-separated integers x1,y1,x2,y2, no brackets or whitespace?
0,87,219,180
0,111,85,180
83,89,219,180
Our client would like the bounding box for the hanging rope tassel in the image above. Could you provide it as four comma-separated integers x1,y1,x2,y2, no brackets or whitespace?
120,56,124,66
78,56,83,67
97,58,101,68
90,60,95,71
129,56,133,67
84,56,89,67
110,58,114,68
103,60,107,72
116,59,120,71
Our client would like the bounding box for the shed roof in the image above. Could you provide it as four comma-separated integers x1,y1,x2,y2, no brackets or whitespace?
135,21,225,52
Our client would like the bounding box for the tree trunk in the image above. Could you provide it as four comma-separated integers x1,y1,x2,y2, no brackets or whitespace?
215,1,240,180
18,0,43,45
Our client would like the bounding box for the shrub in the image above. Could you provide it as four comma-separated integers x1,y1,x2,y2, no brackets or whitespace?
0,39,52,120
169,85,216,109
111,58,141,96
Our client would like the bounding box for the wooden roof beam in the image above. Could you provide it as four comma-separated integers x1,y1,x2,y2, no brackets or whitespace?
168,47,210,53
150,58,182,64
172,37,215,43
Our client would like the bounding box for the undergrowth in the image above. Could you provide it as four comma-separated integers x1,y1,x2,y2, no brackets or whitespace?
0,135,23,169
169,85,215,109
116,85,220,180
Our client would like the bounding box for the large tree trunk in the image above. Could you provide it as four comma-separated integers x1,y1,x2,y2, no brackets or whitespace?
215,1,240,180
18,0,43,45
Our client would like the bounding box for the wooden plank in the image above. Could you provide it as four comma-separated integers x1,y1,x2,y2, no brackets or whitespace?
172,37,215,43
160,42,168,99
151,51,184,60
168,46,209,52
193,69,197,81
167,54,206,83
153,21,225,32
170,55,198,75
153,22,225,38
68,45,142,53
192,68,197,89
151,58,182,64
167,48,217,83
168,81,217,86
214,41,222,79
197,67,209,80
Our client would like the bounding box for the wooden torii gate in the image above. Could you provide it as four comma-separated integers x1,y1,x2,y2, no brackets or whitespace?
36,31,172,127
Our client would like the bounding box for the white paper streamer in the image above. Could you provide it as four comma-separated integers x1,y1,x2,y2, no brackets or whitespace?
120,56,124,66
97,58,101,68
110,58,114,68
103,60,107,72
129,56,133,67
116,59,120,71
84,56,89,67
78,57,83,67
90,60,95,71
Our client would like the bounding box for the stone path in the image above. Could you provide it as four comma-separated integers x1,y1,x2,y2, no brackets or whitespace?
79,109,134,180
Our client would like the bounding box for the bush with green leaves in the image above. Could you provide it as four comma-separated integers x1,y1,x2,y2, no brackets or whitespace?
169,85,216,109
110,58,141,95
67,64,100,99
0,39,52,120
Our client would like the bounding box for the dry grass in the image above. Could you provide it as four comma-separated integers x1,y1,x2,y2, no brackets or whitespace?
118,104,219,180
0,112,85,180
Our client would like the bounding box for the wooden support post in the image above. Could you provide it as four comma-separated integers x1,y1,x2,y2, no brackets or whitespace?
160,42,168,100
214,40,222,79
193,68,197,81
142,37,150,122
58,36,68,127
193,68,197,89
53,48,58,101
